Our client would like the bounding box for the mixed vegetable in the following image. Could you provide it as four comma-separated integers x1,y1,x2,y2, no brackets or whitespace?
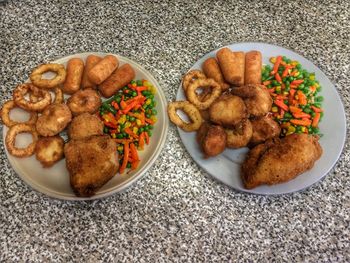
262,56,324,137
99,79,157,173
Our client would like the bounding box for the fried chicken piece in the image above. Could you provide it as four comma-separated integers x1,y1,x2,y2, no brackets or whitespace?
209,93,247,127
197,122,227,158
35,136,65,167
231,84,272,117
242,134,322,189
249,115,281,147
225,119,253,149
68,113,104,140
64,135,119,197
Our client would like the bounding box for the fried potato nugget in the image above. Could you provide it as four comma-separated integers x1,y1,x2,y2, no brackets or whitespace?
209,94,247,127
249,115,281,146
231,84,272,117
225,119,253,149
35,136,64,167
197,122,227,158
68,113,104,140
242,134,322,189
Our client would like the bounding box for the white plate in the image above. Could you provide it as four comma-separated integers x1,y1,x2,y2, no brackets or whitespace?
176,42,346,195
3,52,169,200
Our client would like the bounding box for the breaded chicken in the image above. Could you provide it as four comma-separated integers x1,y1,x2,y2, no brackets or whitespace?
225,119,253,149
209,93,247,127
249,115,281,146
197,122,227,158
242,134,322,189
35,136,65,167
64,135,119,197
68,113,104,140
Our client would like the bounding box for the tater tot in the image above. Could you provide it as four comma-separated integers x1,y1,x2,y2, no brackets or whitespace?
202,57,230,91
245,51,262,85
216,48,245,86
81,55,102,89
62,58,84,94
98,63,135,98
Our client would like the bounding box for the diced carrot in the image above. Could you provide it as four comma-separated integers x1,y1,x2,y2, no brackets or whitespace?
139,132,145,150
282,66,291,77
311,106,323,113
271,56,282,74
145,118,155,125
124,128,139,139
119,142,130,174
263,80,271,85
144,131,150,144
114,139,132,144
131,160,140,170
129,143,139,161
274,100,289,111
289,105,302,113
297,90,307,105
267,88,276,93
291,79,304,85
120,100,127,109
312,112,321,127
275,73,282,83
104,122,118,129
292,112,311,119
290,119,311,126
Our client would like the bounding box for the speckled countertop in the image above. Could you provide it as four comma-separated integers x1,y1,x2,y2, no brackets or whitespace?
0,0,349,262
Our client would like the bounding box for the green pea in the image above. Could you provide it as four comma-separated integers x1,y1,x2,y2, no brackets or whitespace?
144,125,150,131
299,84,305,89
127,162,132,168
288,76,294,82
152,109,157,115
296,64,302,70
130,80,136,85
132,91,137,97
129,116,136,122
149,125,154,130
284,112,292,119
311,111,316,117
303,107,311,113
115,97,121,103
272,80,279,86
147,130,152,137
139,127,144,133
145,113,151,118
136,80,143,86
126,115,130,120
103,127,109,133
122,132,128,138
282,56,288,62
316,96,324,102
303,72,309,78
116,133,124,139
297,75,303,80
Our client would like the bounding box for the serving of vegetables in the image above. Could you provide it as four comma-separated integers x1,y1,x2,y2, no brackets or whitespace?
262,56,324,137
99,79,157,173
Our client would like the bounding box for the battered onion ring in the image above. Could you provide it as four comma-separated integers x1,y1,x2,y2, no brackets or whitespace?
167,101,203,132
182,70,206,92
0,100,38,127
13,84,51,112
30,63,66,89
5,123,39,157
30,86,64,104
186,78,222,110
66,89,102,116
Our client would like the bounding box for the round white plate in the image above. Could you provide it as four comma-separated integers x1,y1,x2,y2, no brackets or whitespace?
3,52,169,200
176,42,346,195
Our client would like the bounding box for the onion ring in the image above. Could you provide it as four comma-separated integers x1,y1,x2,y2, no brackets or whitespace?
13,84,51,112
66,89,102,116
182,70,206,92
30,63,66,89
30,86,64,104
186,78,222,110
0,100,38,127
167,101,203,132
5,123,39,157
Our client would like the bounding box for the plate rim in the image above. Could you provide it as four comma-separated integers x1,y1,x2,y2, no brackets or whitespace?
3,52,169,201
176,42,347,195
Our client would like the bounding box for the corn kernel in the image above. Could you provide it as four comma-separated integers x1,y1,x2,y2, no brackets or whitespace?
136,119,142,126
111,133,116,138
133,127,138,134
310,75,315,81
301,127,306,132
291,61,299,66
125,121,131,128
118,115,126,124
146,99,152,105
270,57,276,63
283,91,289,95
286,125,296,135
150,116,157,122
271,106,278,113
117,146,123,152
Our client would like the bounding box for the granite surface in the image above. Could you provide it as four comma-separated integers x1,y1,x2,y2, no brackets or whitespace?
1,0,349,262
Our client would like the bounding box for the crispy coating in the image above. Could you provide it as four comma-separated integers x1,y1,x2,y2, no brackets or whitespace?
35,136,64,167
249,115,281,147
197,122,226,158
30,63,66,89
209,94,247,127
202,58,230,91
167,101,203,132
225,119,253,148
67,89,101,116
1,100,38,127
68,113,104,140
241,134,323,189
36,103,72,137
182,70,206,92
231,84,272,117
64,135,119,197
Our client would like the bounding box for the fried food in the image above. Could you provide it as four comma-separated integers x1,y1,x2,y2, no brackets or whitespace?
231,84,272,117
225,119,253,148
30,86,64,105
62,58,84,94
167,101,202,132
88,55,119,85
98,63,135,98
81,55,102,89
241,134,322,189
35,136,64,167
209,94,247,127
245,51,262,85
64,135,119,197
202,58,230,91
197,122,226,157
182,70,206,92
13,83,52,112
66,88,101,116
1,100,37,127
36,103,72,137
68,113,104,140
186,78,222,110
30,63,66,89
249,115,280,146
216,48,245,86
5,123,39,157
